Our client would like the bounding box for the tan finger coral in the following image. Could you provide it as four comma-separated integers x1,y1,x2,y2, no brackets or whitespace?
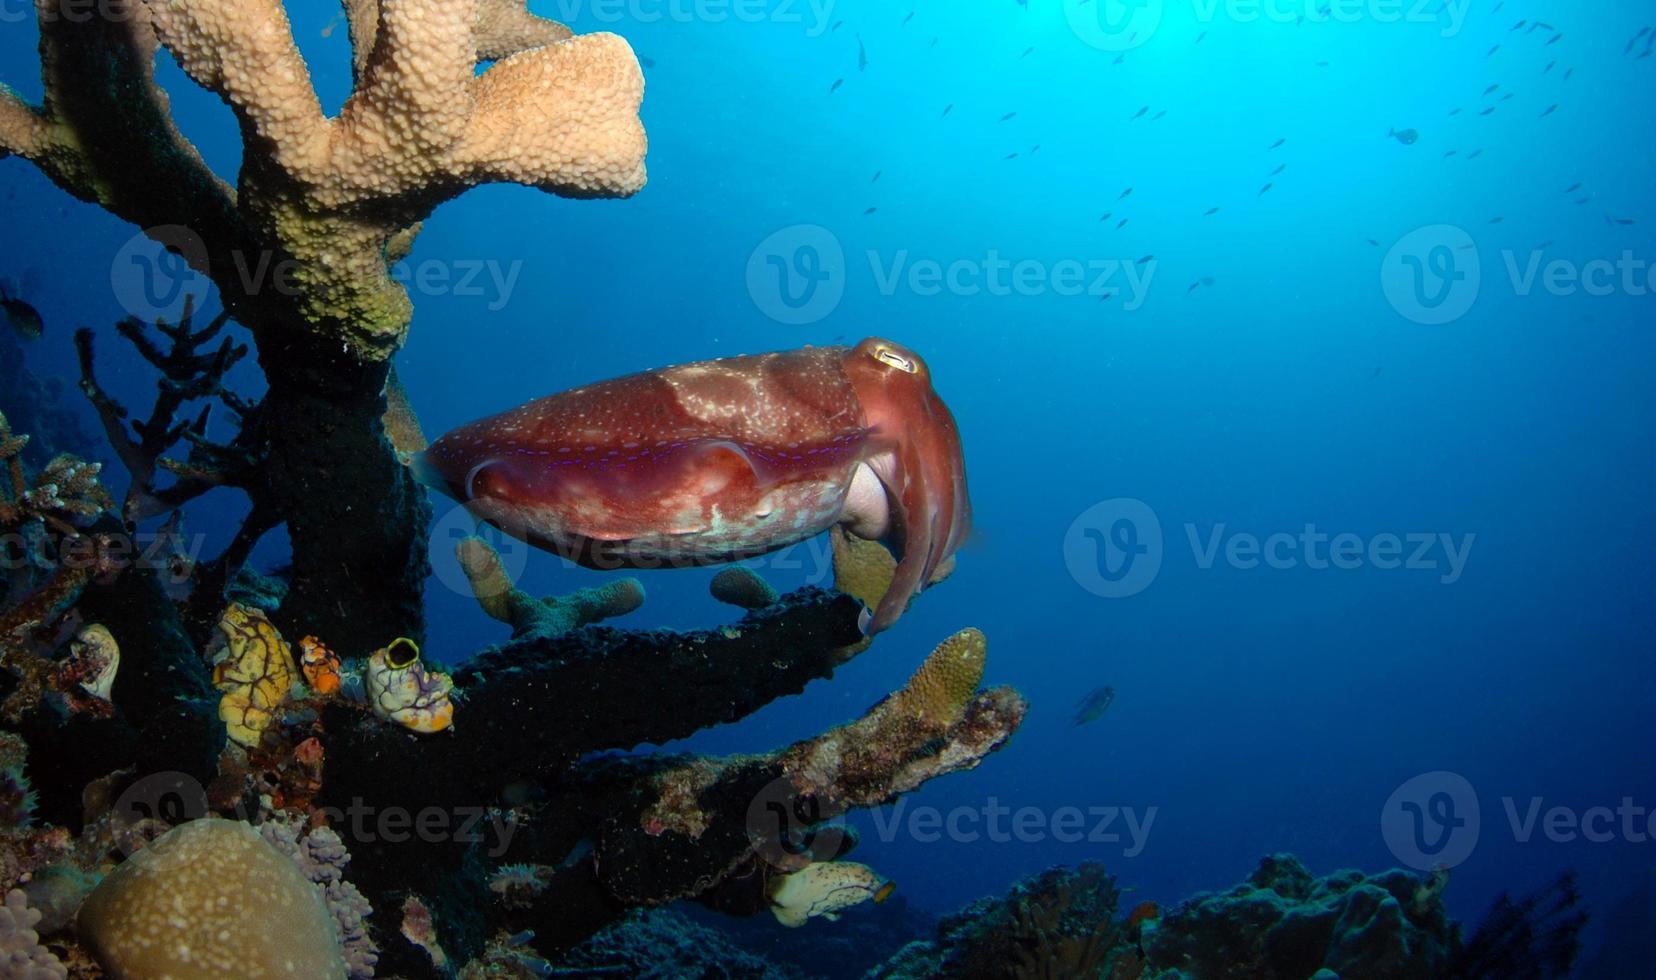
1,0,647,360
77,818,347,979
457,535,643,638
710,566,780,610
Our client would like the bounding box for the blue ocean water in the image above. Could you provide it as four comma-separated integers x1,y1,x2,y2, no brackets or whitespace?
3,0,1654,969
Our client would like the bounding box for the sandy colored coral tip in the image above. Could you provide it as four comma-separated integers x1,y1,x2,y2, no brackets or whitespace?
709,566,779,610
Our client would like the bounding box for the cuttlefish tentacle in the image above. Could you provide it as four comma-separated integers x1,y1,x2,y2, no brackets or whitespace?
416,337,969,634
843,339,971,634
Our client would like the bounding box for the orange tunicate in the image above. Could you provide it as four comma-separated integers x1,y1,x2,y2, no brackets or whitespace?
299,636,342,697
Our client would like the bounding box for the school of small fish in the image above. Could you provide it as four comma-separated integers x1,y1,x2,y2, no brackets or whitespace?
811,2,1645,306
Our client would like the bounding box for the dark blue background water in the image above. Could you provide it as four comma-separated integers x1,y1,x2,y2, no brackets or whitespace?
4,0,1653,966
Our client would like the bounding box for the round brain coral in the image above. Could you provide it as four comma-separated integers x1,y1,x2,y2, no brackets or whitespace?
77,818,347,979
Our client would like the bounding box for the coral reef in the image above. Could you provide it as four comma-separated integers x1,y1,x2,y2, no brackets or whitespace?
3,0,649,650
0,889,65,980
1448,871,1585,979
261,818,379,979
873,863,1128,979
457,536,644,639
551,907,803,979
77,817,347,978
1140,854,1457,979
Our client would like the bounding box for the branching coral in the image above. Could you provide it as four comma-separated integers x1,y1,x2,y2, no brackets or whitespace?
75,298,253,526
0,412,110,541
1,0,650,653
1,0,646,359
457,536,643,639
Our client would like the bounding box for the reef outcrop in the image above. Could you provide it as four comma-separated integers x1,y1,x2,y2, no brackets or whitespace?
2,0,648,650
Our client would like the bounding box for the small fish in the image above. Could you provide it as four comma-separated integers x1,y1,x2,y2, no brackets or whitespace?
902,11,914,25
872,171,882,183
1259,181,1273,195
1608,215,1637,226
856,33,868,71
1487,44,1499,57
1113,53,1125,65
1364,238,1380,247
1483,84,1498,95
831,20,842,32
1099,212,1112,222
863,207,877,215
1479,107,1495,116
1388,127,1419,145
1000,111,1017,122
941,104,953,118
1021,46,1035,58
1547,33,1562,46
1204,206,1221,215
1269,137,1286,149
1152,110,1166,121
1511,20,1526,31
0,282,42,341
1116,218,1129,230
1196,30,1207,44
1540,104,1557,117
1467,148,1483,159
830,78,843,94
1136,254,1154,265
1564,182,1581,193
1543,61,1554,74
1575,196,1590,205
1564,68,1573,81
639,55,656,69
1004,152,1019,160
1132,105,1148,120
1270,163,1286,176
1443,150,1457,158
1072,686,1116,726
1488,216,1503,224
1030,145,1041,154
1119,187,1133,199
1449,107,1462,116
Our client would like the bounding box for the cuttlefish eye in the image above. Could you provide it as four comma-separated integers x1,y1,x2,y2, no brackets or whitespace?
874,347,917,373
384,637,421,669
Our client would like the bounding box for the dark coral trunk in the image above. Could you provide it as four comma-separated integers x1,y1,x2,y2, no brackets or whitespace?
247,332,431,656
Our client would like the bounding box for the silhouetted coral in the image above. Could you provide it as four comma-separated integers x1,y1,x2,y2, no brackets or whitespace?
1448,871,1585,980
1139,854,1457,980
873,863,1127,979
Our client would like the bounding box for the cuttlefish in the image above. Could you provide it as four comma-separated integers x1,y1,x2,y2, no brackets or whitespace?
416,338,969,634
